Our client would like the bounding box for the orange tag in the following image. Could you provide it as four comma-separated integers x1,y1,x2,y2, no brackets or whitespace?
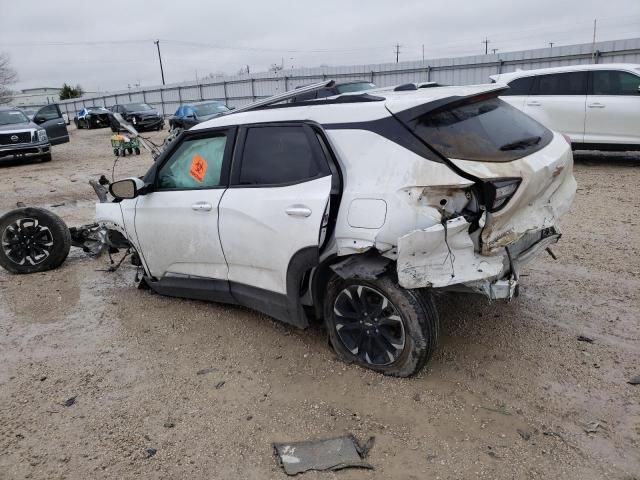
189,154,208,183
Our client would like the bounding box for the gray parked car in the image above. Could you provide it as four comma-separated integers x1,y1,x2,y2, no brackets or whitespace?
0,105,69,163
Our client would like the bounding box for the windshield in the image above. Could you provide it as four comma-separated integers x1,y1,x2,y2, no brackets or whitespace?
0,110,29,126
194,102,229,117
407,97,553,162
336,82,376,93
124,103,153,112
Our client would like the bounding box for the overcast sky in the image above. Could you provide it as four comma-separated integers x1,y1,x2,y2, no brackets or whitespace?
2,0,640,92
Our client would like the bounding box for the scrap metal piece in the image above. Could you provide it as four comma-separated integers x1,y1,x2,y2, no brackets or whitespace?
330,255,390,280
273,435,374,475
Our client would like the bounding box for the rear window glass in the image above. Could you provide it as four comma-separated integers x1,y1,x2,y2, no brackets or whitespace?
411,97,553,162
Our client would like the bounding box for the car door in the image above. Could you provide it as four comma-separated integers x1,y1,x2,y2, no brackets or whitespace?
584,69,640,145
218,123,333,318
132,127,235,291
523,71,588,143
33,104,69,145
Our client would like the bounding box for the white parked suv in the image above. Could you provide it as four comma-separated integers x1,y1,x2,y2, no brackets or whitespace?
0,82,576,376
491,63,640,150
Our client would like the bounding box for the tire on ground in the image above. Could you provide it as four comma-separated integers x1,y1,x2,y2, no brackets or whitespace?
324,274,439,377
0,207,71,274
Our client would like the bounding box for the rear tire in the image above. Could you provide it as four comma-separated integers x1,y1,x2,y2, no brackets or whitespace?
324,275,439,377
0,208,71,274
41,153,52,163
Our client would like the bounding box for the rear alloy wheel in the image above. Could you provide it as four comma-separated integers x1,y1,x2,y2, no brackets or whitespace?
0,208,71,274
325,275,439,377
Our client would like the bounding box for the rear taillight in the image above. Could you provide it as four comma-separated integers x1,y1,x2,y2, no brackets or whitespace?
485,178,521,212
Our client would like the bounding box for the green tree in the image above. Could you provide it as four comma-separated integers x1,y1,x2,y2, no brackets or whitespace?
59,83,84,100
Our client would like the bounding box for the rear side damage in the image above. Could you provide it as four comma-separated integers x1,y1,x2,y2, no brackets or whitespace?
393,133,576,298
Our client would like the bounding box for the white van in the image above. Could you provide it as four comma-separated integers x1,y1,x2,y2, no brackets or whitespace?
491,64,640,151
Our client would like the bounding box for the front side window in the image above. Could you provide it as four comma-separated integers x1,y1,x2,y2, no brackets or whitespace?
410,97,553,162
36,105,61,121
194,102,229,117
533,72,588,96
592,70,640,95
157,134,227,189
239,126,328,185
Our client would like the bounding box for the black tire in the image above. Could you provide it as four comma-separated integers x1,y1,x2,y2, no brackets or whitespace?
0,208,71,274
114,148,119,157
41,153,52,163
85,120,92,130
134,147,140,155
324,275,439,377
74,119,80,129
126,148,133,155
111,126,118,132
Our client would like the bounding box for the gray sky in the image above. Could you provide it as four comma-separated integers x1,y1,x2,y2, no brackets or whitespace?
2,0,640,92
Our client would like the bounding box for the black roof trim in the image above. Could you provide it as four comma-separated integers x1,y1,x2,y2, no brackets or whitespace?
254,93,385,111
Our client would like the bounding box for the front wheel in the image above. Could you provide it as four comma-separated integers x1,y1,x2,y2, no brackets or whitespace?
324,275,439,377
0,208,71,274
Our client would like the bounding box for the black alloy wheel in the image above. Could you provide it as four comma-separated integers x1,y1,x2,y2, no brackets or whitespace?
333,285,406,365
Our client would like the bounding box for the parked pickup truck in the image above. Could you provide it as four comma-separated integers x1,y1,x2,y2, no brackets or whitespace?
0,105,70,163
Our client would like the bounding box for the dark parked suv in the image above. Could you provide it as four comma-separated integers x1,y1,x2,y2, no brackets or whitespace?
0,105,69,163
109,103,164,132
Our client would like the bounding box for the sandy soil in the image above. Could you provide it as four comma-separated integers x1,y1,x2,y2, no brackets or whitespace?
0,125,638,480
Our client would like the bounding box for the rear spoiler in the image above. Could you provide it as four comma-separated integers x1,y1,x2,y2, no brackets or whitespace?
390,85,508,124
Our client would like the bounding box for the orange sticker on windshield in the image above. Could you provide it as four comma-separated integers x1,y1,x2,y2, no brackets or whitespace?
190,154,208,183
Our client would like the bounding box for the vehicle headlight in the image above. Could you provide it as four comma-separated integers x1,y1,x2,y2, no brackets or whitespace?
37,129,48,142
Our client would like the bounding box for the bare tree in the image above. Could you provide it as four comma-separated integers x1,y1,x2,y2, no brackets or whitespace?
0,52,18,105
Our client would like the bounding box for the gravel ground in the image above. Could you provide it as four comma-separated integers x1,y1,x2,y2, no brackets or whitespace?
0,125,639,480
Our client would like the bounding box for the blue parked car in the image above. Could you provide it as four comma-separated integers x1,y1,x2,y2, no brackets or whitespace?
169,101,230,130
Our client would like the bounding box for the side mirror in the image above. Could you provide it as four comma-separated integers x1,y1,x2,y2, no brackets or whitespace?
33,115,45,124
109,177,146,200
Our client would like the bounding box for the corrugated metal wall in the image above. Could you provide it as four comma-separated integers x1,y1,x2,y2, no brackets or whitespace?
56,37,640,118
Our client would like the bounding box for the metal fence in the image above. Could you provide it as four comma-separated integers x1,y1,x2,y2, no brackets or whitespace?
55,37,640,119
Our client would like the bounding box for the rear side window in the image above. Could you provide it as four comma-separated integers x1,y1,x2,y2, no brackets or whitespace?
533,72,587,95
410,97,553,162
501,77,534,96
239,126,328,185
592,70,640,95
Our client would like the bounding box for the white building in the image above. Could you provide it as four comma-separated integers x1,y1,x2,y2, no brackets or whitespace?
11,87,61,107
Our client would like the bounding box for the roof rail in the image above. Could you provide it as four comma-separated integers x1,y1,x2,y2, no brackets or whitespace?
226,80,336,116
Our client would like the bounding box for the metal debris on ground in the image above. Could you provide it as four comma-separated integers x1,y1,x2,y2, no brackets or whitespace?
627,375,640,385
215,381,225,389
577,335,594,343
273,435,375,475
63,396,76,407
584,420,607,434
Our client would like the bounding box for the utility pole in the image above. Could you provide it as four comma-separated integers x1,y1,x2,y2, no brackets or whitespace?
591,19,597,63
422,44,425,64
394,43,401,63
154,40,165,85
482,38,490,55
246,65,250,75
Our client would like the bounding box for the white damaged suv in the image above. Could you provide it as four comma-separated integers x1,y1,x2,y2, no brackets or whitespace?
0,81,576,376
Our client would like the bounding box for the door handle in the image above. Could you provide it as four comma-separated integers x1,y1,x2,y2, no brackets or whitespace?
588,103,605,108
191,202,212,211
526,101,541,106
57,122,65,125
285,205,312,217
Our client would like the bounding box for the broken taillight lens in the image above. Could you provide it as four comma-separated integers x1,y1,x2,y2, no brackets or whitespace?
485,178,521,212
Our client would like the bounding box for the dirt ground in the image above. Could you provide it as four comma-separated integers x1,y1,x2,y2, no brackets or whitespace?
0,125,638,480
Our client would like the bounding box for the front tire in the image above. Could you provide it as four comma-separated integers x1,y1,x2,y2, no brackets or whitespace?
324,275,439,377
0,208,71,274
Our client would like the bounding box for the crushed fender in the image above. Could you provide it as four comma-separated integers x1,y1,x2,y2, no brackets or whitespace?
330,255,390,280
397,216,503,289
